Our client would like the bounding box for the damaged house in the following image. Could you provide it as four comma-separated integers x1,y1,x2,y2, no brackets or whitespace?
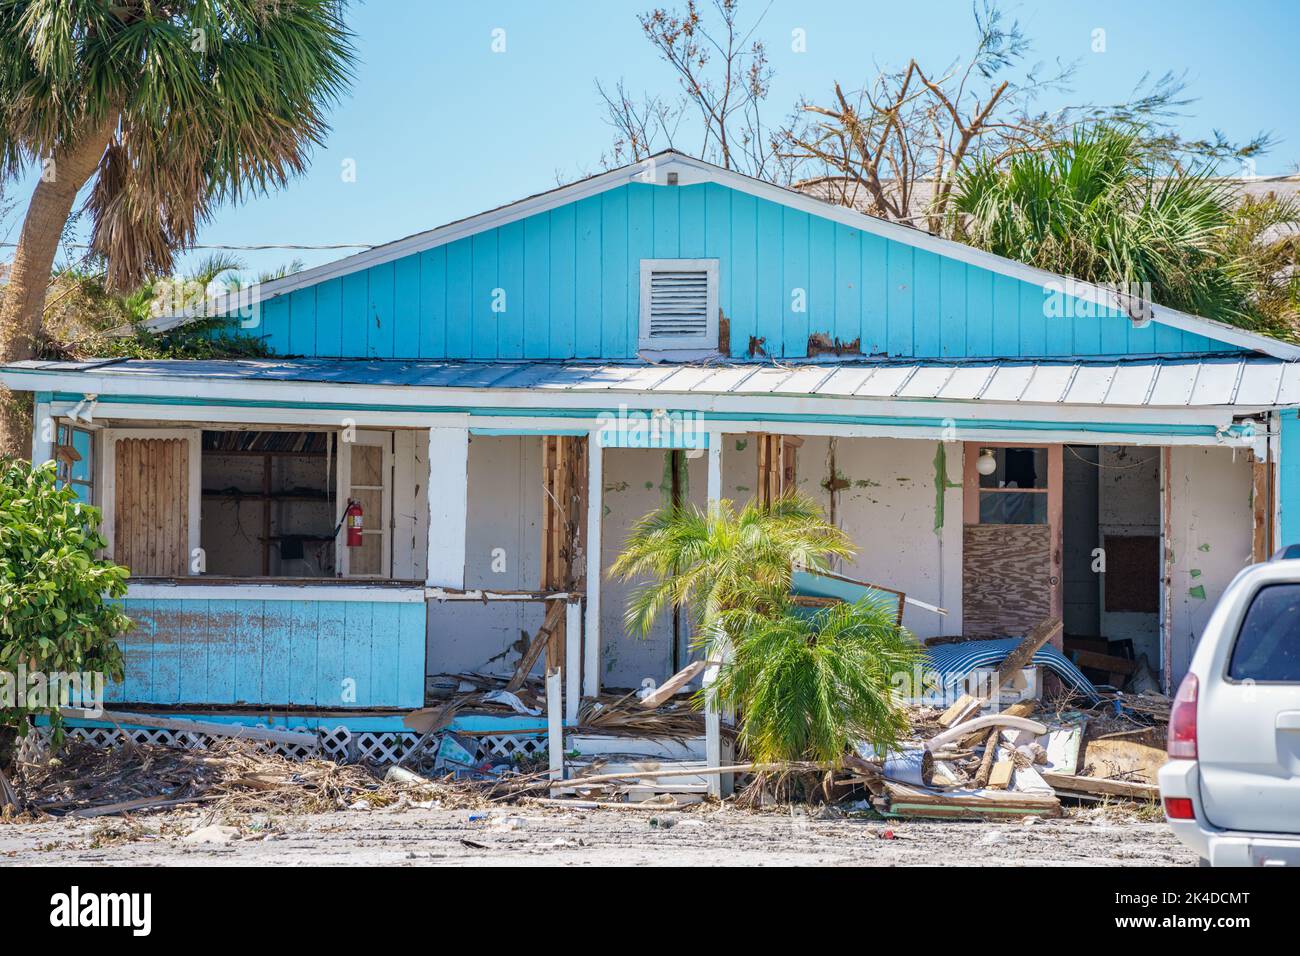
4,151,1297,794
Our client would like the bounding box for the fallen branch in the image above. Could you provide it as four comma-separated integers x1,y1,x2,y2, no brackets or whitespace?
0,767,19,812
521,796,689,811
555,762,829,790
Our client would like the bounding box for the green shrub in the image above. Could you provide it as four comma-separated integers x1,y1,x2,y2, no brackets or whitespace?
0,460,130,745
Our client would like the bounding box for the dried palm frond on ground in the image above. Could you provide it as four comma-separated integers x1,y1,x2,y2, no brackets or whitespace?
9,739,553,821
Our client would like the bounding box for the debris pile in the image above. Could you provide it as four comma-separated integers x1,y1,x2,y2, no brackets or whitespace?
8,739,551,821
425,672,549,718
838,684,1169,820
577,689,729,740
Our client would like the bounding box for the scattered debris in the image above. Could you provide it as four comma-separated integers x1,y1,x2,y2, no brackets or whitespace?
9,738,552,820
183,824,240,845
577,691,726,740
638,660,706,708
855,622,1171,820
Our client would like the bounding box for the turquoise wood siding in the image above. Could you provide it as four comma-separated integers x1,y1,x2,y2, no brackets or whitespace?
245,182,1234,362
108,598,426,708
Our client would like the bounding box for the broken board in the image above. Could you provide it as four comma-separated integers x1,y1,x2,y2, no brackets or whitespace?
879,781,1061,819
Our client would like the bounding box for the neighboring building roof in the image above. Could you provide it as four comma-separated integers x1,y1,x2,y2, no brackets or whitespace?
152,150,1300,361
8,355,1299,410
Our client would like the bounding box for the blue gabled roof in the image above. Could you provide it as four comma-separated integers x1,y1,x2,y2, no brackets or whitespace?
150,151,1300,363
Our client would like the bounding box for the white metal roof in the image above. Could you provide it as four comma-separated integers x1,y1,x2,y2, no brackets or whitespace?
6,356,1300,409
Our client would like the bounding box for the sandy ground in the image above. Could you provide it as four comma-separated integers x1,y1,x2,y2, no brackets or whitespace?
0,802,1198,866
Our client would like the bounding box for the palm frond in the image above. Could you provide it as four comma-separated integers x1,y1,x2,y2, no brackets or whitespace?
0,1,357,290
712,596,920,765
610,493,854,642
950,125,1264,327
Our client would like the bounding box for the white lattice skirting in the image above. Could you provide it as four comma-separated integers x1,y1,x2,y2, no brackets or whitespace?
60,725,545,768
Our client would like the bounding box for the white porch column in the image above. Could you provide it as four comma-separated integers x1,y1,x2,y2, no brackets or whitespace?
706,429,722,508
582,431,604,698
565,600,582,724
31,397,52,464
425,426,469,589
546,667,564,780
703,430,733,798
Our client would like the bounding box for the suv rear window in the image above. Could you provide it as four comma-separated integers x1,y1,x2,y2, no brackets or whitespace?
1229,583,1300,682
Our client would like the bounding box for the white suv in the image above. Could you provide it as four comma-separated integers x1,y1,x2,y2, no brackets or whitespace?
1159,558,1300,866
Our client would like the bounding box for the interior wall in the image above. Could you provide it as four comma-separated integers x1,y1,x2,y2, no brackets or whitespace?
201,452,335,577
817,437,963,639
599,448,708,688
722,433,960,638
426,435,544,678
1167,445,1254,681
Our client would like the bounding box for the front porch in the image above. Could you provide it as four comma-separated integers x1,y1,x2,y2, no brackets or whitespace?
13,357,1281,788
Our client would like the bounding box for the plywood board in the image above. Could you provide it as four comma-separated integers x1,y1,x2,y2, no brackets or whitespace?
114,437,190,576
962,524,1051,636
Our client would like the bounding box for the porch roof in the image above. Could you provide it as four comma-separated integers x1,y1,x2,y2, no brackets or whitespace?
6,354,1300,410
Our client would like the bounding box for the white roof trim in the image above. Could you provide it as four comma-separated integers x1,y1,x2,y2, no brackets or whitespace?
154,150,1300,361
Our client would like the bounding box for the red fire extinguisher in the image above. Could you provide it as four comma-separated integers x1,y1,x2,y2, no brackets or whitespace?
344,498,364,547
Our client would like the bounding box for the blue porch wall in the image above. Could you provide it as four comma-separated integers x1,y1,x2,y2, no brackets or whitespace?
108,598,426,709
244,182,1230,362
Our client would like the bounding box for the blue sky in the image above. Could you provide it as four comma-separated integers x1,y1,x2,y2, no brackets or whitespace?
5,0,1299,279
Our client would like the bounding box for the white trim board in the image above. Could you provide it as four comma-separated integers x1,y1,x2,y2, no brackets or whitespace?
149,150,1300,361
67,404,1249,448
34,403,1246,445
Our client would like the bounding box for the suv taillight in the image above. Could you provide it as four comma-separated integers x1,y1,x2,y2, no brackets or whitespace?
1167,673,1198,759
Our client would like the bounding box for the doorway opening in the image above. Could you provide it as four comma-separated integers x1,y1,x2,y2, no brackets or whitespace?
1061,445,1163,690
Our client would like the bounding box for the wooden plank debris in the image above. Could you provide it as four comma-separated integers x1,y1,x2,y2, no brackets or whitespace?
880,781,1060,819
988,759,1014,790
973,728,1001,789
505,600,566,693
554,761,827,791
1040,770,1159,800
937,694,982,728
638,660,706,709
60,708,317,746
1070,649,1138,676
994,617,1063,687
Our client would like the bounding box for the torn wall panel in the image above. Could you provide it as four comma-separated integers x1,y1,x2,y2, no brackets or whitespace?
1166,446,1253,680
598,448,708,689
813,437,961,639
426,435,544,678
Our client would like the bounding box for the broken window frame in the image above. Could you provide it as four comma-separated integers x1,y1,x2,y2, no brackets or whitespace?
54,421,95,505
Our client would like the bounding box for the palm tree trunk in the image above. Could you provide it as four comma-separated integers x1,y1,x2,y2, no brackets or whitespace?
0,111,119,459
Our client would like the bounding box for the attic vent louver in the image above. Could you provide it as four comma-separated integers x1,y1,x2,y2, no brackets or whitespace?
639,258,719,352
